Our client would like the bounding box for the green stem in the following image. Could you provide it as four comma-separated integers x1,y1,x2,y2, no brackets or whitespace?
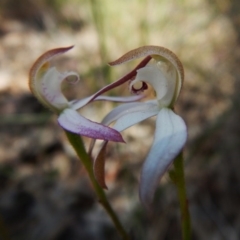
65,131,131,240
173,152,191,240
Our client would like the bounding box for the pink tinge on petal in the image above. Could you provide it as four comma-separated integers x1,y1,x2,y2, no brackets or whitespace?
139,108,187,209
58,109,125,142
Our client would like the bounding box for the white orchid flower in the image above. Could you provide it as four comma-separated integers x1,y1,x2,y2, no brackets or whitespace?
29,46,146,142
92,46,187,208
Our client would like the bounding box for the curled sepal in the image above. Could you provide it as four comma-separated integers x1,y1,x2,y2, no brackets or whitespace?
139,108,187,209
58,108,125,142
29,46,74,112
42,68,79,110
109,46,184,105
93,141,109,189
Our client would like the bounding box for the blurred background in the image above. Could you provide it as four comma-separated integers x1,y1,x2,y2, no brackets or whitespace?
0,0,240,239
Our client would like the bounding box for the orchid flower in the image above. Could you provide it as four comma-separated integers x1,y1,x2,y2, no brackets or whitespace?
29,46,146,142
93,46,187,208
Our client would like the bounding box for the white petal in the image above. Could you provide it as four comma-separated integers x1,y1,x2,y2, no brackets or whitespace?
155,61,177,106
95,95,144,103
69,95,143,110
139,108,187,208
40,67,79,110
102,101,159,132
69,96,93,110
58,108,124,142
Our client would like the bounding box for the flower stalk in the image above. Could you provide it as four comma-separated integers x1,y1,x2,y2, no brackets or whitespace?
172,152,191,240
65,131,131,240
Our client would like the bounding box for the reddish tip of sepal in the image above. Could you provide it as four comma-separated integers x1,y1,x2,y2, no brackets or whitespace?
29,45,74,94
